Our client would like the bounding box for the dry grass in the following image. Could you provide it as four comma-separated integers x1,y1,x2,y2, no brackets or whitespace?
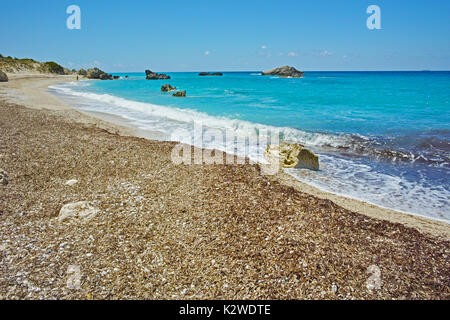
0,101,448,299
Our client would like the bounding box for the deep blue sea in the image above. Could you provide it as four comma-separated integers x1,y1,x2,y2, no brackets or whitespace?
49,71,450,221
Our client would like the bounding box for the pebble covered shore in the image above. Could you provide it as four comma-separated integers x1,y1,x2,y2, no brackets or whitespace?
0,101,448,299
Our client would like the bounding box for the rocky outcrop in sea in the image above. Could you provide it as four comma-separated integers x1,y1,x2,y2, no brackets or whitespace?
199,72,223,76
145,70,170,80
161,84,177,92
86,68,113,80
262,66,304,78
172,90,186,97
265,142,319,170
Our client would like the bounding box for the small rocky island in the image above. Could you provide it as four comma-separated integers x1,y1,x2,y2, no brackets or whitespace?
172,90,186,97
145,70,171,80
261,65,304,78
161,84,177,92
199,72,223,76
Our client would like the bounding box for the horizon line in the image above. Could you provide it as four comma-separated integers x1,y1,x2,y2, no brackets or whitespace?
106,69,450,73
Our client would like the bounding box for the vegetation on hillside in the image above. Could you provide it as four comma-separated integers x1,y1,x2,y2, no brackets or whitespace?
38,61,65,75
0,54,113,79
0,56,66,75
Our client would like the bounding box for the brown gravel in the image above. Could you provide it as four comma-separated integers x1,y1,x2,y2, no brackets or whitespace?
0,101,449,300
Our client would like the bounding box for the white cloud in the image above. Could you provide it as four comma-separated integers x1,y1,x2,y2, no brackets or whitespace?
261,45,267,49
342,55,348,59
319,50,333,57
204,50,210,56
287,52,298,57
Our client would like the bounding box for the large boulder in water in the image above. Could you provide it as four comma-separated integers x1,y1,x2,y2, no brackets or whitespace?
86,68,102,78
0,69,8,82
99,72,113,80
262,66,304,78
87,68,113,80
297,148,320,171
145,70,170,80
265,142,319,170
161,84,176,92
172,90,186,97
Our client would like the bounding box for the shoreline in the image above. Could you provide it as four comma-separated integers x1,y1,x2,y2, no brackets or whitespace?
1,73,448,239
0,73,138,137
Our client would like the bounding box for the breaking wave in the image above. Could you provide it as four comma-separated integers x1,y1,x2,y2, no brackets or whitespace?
49,82,449,168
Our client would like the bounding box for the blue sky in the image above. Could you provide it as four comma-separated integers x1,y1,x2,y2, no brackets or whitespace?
1,0,449,71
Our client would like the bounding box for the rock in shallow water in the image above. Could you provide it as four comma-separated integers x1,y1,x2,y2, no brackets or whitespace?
265,142,319,170
161,84,177,92
145,70,170,80
58,201,99,223
172,90,186,97
297,148,320,171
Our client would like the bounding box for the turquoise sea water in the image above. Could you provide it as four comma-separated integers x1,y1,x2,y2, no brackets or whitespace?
49,71,450,221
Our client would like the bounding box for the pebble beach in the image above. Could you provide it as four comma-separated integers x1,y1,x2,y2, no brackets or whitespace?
0,75,449,299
